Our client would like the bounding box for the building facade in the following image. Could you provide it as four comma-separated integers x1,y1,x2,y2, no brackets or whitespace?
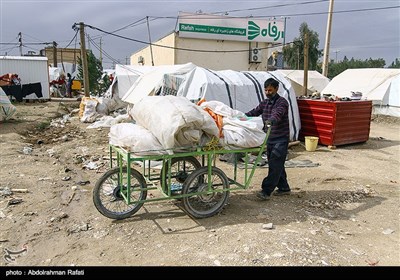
130,13,284,71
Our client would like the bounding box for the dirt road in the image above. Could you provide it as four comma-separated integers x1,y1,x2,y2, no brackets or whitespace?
0,101,399,267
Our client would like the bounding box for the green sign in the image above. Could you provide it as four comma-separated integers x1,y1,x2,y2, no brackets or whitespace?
178,12,284,43
179,23,246,36
248,21,283,41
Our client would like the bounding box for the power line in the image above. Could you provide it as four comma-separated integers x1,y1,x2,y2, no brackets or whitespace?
62,29,79,49
85,23,289,53
147,4,400,19
211,0,329,14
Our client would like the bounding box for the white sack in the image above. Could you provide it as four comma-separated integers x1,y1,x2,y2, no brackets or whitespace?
130,95,219,153
81,99,99,123
87,114,131,129
109,123,166,155
0,88,16,121
222,116,266,148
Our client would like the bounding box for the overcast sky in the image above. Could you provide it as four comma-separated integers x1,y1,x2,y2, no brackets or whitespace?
1,0,399,69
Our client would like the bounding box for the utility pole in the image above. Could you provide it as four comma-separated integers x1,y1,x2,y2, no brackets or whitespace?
18,32,22,56
297,47,300,70
281,16,290,47
79,22,90,97
52,41,58,67
146,16,155,66
303,32,309,96
334,49,340,62
322,0,334,77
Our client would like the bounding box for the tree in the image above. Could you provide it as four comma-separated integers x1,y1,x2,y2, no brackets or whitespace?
76,50,104,95
283,22,322,70
388,58,400,68
323,57,386,79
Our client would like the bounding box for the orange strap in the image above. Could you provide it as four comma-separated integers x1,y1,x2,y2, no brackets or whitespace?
197,99,224,138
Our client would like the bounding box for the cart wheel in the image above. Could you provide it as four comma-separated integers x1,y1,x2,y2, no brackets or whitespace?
93,167,147,220
160,156,201,195
182,166,229,219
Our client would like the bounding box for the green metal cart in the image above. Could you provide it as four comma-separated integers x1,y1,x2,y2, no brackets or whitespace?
93,126,271,220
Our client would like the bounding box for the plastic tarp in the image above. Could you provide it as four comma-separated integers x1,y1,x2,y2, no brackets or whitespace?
130,95,219,154
321,68,400,117
109,123,166,155
198,100,266,149
274,69,330,96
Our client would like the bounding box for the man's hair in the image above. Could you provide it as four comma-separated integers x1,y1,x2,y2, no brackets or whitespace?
264,78,279,88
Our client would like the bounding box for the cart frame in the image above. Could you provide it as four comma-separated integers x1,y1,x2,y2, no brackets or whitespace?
93,126,271,219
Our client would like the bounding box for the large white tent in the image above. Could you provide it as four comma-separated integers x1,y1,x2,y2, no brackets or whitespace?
274,69,330,96
321,68,400,117
121,64,301,141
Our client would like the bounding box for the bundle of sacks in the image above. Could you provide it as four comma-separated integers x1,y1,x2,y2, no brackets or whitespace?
109,95,266,155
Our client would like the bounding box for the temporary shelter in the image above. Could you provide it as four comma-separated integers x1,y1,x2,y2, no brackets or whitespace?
121,63,197,104
107,64,161,99
274,69,330,96
0,56,50,99
122,64,301,141
321,68,400,117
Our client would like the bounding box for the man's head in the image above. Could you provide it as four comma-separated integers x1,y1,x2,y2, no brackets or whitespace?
264,78,279,98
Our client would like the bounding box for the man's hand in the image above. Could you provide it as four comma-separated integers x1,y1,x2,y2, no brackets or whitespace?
265,120,273,127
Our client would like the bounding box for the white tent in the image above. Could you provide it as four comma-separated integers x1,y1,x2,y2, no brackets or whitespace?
107,64,155,99
274,69,330,96
321,68,400,117
121,63,197,104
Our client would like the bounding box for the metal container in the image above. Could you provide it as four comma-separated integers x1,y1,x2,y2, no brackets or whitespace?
297,99,372,146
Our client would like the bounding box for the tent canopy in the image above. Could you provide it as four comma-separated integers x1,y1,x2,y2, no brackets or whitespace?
274,69,330,96
321,68,400,117
121,63,197,104
108,64,156,99
321,68,400,102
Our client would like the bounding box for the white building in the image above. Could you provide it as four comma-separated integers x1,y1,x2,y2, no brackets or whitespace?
130,12,285,71
0,56,50,99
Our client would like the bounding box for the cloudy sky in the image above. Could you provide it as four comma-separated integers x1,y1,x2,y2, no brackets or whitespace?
1,0,399,69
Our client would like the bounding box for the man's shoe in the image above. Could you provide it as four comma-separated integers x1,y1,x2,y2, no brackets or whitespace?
256,191,270,201
273,190,291,196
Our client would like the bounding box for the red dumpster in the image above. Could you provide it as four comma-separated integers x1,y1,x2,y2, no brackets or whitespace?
297,99,372,146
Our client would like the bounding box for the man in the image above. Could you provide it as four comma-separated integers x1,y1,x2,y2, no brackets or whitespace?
245,77,291,200
66,73,75,98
